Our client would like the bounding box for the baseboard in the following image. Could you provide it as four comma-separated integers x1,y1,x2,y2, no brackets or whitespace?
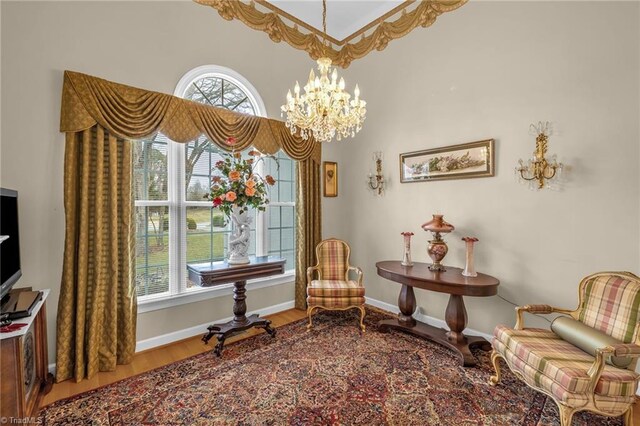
134,300,295,353
365,296,492,342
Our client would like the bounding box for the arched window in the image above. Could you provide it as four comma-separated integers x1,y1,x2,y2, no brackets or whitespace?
134,66,296,303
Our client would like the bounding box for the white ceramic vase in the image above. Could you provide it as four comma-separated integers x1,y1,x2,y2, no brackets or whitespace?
228,206,251,265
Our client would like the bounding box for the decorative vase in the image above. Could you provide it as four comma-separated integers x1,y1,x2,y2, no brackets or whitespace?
422,214,455,271
461,237,479,277
228,206,251,265
401,232,414,266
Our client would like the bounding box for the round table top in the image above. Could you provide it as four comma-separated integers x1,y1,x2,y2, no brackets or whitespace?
376,261,499,297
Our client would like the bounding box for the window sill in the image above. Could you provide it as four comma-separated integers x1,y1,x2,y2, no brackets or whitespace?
137,270,295,314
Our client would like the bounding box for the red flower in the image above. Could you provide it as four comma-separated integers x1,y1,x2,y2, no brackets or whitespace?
212,197,223,207
215,160,225,169
265,175,276,186
225,137,237,146
211,176,222,183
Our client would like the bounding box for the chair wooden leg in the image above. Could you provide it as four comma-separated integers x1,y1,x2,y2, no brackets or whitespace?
623,406,634,426
358,306,366,332
557,404,575,426
489,350,502,386
306,306,317,331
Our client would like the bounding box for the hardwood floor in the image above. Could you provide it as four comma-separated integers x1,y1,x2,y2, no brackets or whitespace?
42,307,640,423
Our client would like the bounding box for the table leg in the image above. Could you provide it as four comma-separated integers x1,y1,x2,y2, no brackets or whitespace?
232,280,249,325
445,294,467,344
398,284,417,326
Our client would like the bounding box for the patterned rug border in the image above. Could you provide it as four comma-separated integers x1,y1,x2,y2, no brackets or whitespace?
42,304,395,410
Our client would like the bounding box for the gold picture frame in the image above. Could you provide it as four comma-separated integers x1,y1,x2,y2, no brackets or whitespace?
323,161,338,197
400,139,495,183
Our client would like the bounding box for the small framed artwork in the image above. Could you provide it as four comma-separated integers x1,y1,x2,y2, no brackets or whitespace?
323,161,338,197
399,139,495,183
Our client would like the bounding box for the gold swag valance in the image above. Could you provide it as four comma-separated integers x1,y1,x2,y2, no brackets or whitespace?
60,70,320,163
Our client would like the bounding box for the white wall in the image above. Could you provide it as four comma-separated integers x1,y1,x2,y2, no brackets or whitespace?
0,1,319,362
323,1,640,334
1,1,639,365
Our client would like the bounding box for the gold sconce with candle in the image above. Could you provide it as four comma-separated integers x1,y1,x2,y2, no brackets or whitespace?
516,122,563,190
367,151,385,195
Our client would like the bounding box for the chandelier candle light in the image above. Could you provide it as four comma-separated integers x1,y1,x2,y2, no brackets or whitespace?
516,121,563,190
281,0,366,143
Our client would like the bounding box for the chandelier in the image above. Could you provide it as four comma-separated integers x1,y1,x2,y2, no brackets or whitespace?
516,122,563,190
280,0,366,143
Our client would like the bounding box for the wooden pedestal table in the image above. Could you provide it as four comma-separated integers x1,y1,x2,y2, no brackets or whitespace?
188,256,285,357
376,261,499,367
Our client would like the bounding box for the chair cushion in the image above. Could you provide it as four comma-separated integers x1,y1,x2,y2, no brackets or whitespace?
492,339,635,413
307,280,365,298
578,274,640,343
307,296,365,309
317,240,348,280
493,325,639,399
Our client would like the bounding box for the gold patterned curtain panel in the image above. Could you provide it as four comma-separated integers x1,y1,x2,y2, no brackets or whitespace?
56,125,137,382
58,71,322,379
295,159,322,309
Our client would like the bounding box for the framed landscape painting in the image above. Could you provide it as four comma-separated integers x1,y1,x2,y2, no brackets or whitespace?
399,139,495,183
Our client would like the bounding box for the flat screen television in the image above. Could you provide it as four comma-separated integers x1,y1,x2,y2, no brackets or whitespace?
1,188,22,302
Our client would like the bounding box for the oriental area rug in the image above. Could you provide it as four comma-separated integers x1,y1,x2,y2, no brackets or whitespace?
41,308,623,425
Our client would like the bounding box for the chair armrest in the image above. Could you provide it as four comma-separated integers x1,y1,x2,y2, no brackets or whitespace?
306,265,319,284
348,266,363,285
515,304,574,330
610,343,640,357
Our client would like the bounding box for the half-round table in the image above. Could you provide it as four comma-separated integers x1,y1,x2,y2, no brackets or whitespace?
376,261,499,367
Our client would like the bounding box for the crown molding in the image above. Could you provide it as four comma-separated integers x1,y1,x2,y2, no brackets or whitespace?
194,0,468,68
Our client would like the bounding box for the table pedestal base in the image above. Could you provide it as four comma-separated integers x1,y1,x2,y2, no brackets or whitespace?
202,313,276,357
378,318,491,366
201,279,276,356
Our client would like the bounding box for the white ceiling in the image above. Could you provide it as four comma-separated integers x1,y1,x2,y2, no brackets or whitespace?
268,0,405,41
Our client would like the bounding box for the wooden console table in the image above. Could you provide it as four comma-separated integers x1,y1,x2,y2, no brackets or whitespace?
376,261,499,367
188,256,285,356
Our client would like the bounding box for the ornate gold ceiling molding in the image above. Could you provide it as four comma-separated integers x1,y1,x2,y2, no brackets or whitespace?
194,0,468,68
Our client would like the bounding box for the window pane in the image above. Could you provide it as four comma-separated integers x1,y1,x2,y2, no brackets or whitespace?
133,135,169,201
183,77,256,116
267,203,296,271
186,137,226,202
186,206,228,264
135,206,170,297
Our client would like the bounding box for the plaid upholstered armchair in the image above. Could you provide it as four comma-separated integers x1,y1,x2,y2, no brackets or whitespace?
489,271,640,425
306,239,366,332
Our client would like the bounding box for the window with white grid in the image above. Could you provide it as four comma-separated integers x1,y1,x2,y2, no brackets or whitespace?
134,65,296,302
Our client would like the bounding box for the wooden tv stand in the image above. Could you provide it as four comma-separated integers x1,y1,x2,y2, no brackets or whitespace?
1,289,53,423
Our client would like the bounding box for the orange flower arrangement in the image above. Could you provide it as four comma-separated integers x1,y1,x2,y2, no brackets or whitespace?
208,137,277,219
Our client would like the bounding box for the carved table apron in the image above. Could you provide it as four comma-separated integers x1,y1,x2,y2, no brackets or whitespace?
376,261,499,367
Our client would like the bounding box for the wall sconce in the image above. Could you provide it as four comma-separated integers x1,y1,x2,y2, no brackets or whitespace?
367,151,385,195
516,121,563,190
